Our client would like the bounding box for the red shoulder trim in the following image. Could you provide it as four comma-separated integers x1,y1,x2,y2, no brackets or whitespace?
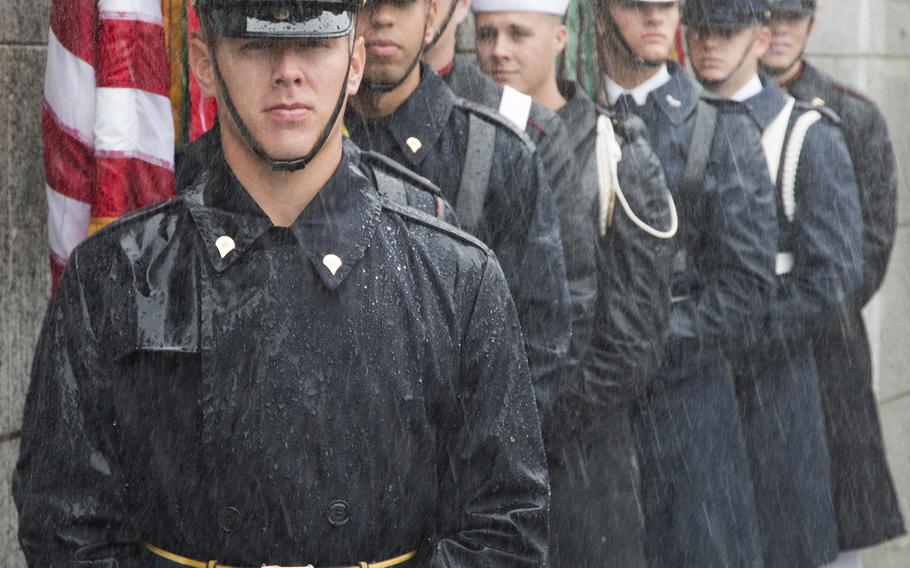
527,119,546,134
832,81,875,105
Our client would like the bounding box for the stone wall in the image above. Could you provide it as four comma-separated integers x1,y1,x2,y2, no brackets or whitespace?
0,1,907,565
1,0,51,564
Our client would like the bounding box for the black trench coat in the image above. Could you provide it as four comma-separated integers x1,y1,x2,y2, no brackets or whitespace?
787,61,905,550
13,143,549,567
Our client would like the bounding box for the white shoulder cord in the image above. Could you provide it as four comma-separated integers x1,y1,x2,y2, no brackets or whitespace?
780,109,822,222
596,114,678,239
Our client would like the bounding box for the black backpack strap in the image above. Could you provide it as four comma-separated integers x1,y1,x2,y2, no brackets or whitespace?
373,166,409,206
673,99,719,275
457,112,497,236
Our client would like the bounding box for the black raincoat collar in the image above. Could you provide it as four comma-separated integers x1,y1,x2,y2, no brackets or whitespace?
184,143,382,290
346,64,457,169
741,76,789,130
557,80,596,127
646,63,702,125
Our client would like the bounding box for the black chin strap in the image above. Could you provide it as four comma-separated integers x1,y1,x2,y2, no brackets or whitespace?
762,49,804,79
360,13,431,92
428,0,459,49
202,19,354,172
692,38,753,92
605,10,664,68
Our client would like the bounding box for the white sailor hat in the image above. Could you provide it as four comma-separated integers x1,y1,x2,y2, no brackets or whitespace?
472,0,571,16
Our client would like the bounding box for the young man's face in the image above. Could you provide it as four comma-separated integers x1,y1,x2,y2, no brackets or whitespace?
357,0,437,86
192,34,364,161
606,1,679,64
762,12,813,74
475,12,566,96
686,25,769,92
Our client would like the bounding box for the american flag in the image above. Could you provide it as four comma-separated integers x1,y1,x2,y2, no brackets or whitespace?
44,0,176,289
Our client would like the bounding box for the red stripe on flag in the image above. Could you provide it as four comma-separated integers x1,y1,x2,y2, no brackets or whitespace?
50,0,97,65
93,157,175,218
43,104,94,203
97,19,170,97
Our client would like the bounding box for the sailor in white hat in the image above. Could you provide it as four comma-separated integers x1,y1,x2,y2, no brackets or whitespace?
472,0,571,110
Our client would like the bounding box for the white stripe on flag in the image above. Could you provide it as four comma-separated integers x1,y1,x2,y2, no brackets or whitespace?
98,0,164,24
47,184,92,262
95,87,175,170
45,29,96,146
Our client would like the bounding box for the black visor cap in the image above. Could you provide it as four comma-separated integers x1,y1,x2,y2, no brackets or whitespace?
203,1,357,38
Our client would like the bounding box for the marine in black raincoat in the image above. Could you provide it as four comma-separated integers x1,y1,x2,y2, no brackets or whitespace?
773,30,905,550
13,1,549,565
600,0,778,561
733,77,864,568
544,78,673,568
346,64,572,419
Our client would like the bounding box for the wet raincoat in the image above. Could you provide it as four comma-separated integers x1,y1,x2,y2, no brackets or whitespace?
543,80,673,568
439,57,596,376
733,78,864,568
345,65,572,419
613,63,778,568
786,61,906,550
13,140,550,567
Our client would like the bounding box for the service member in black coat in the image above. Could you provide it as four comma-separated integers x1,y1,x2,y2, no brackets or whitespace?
345,0,572,420
13,1,549,565
422,0,593,377
595,0,779,566
471,2,675,566
685,0,865,565
763,0,906,558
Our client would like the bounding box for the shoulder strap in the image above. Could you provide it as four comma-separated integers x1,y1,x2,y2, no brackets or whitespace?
673,100,718,275
373,166,408,207
761,96,796,184
457,113,497,235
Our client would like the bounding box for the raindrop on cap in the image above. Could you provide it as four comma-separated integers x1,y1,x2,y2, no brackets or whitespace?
215,236,236,259
323,254,343,276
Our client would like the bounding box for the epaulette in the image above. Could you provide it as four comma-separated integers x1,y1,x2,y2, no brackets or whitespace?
378,193,491,253
360,150,443,196
794,99,842,125
831,81,876,106
454,96,535,147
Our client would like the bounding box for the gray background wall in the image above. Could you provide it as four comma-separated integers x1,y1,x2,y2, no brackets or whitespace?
0,0,908,565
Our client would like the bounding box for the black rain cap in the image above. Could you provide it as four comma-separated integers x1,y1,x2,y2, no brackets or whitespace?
683,0,772,29
195,0,363,38
767,0,816,15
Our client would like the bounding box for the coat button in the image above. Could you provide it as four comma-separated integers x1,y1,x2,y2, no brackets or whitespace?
218,506,243,533
326,500,350,527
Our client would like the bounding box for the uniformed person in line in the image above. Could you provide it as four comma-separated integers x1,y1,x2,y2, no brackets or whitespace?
422,0,596,376
684,0,864,566
471,1,675,565
344,0,572,422
592,0,780,566
762,3,906,564
12,1,550,565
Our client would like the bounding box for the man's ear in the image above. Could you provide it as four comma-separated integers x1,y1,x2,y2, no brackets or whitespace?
188,30,219,98
452,0,471,26
555,23,569,55
348,36,366,96
753,26,771,58
424,0,440,45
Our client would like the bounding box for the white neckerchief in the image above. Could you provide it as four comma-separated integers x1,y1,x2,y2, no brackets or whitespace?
604,64,671,106
730,74,763,102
